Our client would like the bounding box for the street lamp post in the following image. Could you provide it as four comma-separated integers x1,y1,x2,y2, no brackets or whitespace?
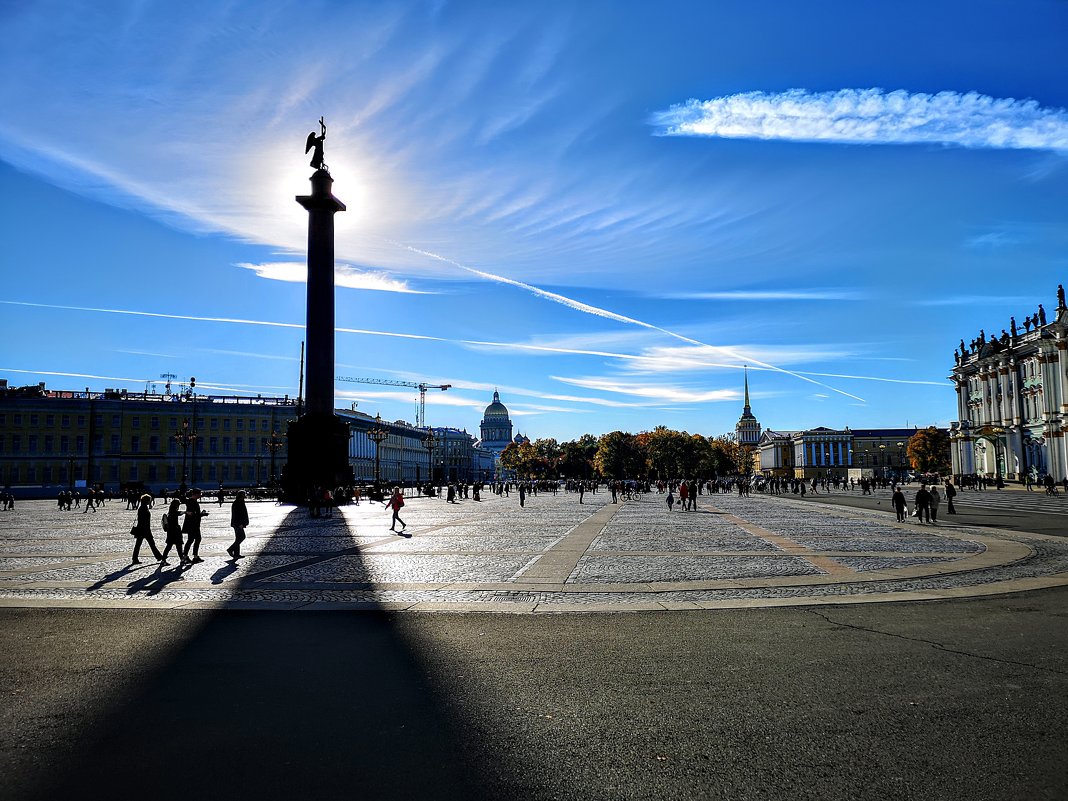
368,414,389,497
422,429,436,490
172,419,198,495
879,444,887,480
265,431,285,486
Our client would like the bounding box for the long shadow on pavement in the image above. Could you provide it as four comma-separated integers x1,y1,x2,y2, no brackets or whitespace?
22,505,496,801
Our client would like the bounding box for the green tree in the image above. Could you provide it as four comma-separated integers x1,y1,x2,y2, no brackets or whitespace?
709,435,744,475
500,441,545,478
642,426,695,479
594,431,647,478
533,438,561,476
906,427,951,474
559,435,598,479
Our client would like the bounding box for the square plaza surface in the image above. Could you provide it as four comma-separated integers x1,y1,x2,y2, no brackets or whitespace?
0,487,1064,610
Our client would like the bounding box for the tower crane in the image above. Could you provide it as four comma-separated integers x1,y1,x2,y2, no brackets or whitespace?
335,376,451,428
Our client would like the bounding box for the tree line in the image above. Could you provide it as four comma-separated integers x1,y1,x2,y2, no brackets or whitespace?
498,426,951,480
498,427,751,480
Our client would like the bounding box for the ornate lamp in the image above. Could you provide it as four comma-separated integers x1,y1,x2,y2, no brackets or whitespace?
368,413,389,490
265,430,285,485
422,429,437,485
172,418,198,492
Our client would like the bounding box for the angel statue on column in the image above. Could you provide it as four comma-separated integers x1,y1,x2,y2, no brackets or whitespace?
306,117,327,172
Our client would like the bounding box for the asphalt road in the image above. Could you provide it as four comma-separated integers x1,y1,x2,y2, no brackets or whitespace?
3,592,1067,801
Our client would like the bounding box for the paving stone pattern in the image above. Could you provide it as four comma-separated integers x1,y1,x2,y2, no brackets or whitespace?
0,490,1065,610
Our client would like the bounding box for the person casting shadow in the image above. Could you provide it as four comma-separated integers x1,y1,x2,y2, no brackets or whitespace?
159,498,189,566
131,494,164,564
181,488,208,563
227,490,249,558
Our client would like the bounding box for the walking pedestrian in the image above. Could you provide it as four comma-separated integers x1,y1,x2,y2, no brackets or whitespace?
159,498,187,565
929,484,941,523
130,494,164,564
227,490,249,558
181,488,208,562
518,484,526,507
385,487,408,535
891,487,907,522
666,488,675,511
944,480,957,514
914,485,932,523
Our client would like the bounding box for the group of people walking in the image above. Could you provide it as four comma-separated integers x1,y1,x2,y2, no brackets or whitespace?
129,487,249,565
890,482,955,523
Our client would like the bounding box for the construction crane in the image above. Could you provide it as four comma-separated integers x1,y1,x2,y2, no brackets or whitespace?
335,376,451,428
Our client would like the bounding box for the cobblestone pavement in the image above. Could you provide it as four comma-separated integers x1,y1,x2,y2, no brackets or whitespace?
0,489,1066,611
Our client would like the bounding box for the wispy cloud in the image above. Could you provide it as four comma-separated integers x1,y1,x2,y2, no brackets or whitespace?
652,89,1068,151
965,231,1024,249
236,262,425,294
398,243,867,401
200,348,298,362
914,295,1033,307
660,289,863,301
3,301,942,389
552,376,740,404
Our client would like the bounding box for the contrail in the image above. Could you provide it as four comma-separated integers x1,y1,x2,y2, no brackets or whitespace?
1,300,938,390
391,241,866,402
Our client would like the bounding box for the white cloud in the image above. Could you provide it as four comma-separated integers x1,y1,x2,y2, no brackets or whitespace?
620,343,856,373
551,376,740,404
235,262,424,294
913,295,1033,307
660,289,863,301
652,89,1068,151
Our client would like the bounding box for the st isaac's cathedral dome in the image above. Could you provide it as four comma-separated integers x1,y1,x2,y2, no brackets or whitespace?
479,391,514,455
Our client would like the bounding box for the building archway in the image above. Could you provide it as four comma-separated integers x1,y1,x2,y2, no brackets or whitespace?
973,437,1004,477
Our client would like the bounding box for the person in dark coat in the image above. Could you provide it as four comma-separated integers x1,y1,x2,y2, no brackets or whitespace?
914,485,932,523
131,494,163,564
181,488,208,563
227,490,249,559
944,480,957,514
891,487,907,522
159,498,187,565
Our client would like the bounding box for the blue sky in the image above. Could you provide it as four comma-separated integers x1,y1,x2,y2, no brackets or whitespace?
2,0,1067,441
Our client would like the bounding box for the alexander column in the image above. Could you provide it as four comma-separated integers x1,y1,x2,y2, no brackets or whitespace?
281,117,354,502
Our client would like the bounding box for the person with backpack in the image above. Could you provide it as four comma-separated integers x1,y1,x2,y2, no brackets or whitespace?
159,497,188,566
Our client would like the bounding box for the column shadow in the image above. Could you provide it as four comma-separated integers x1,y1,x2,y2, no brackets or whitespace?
21,506,498,801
